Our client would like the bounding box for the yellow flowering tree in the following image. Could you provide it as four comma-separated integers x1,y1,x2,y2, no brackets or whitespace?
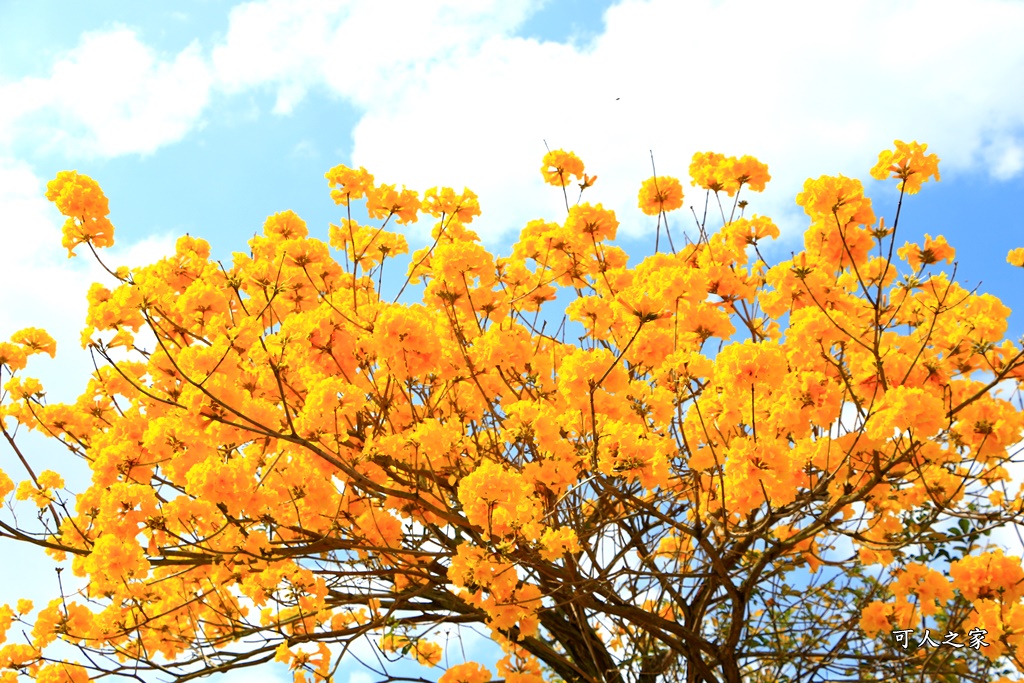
2,141,1024,683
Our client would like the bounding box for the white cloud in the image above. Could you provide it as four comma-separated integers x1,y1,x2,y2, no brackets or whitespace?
331,0,1024,245
211,0,543,113
290,138,320,159
0,27,212,158
984,136,1024,181
5,0,1023,247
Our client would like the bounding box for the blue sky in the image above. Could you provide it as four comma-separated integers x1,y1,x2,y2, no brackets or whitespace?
2,1,1024,681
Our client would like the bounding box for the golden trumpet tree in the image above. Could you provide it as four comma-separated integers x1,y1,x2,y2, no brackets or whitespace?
2,141,1024,683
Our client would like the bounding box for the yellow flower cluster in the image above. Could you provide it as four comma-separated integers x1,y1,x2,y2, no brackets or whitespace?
1,139,1023,681
637,175,684,216
540,149,586,187
869,139,940,194
45,170,115,258
689,151,771,196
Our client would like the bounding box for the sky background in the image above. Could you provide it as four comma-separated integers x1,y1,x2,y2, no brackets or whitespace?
2,1,1024,681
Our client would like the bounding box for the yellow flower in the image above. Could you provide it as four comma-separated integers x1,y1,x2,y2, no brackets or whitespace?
16,480,52,508
897,233,956,270
891,563,953,616
870,139,940,194
45,170,109,218
325,164,374,206
727,154,771,193
0,343,28,371
722,215,779,252
712,338,787,392
950,550,1024,602
440,662,492,683
411,640,443,666
0,605,13,642
46,171,115,257
638,175,684,216
422,186,482,223
36,470,64,490
458,459,541,539
4,376,44,400
690,151,728,192
859,601,893,638
10,328,56,358
373,303,443,378
540,149,585,186
689,151,770,196
0,470,14,499
1007,247,1024,267
565,202,618,242
366,183,420,224
262,210,308,240
274,642,293,665
796,174,875,227
539,527,580,561
379,632,410,653
34,662,90,683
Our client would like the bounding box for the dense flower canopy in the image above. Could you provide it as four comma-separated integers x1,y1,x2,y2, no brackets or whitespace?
1,141,1024,683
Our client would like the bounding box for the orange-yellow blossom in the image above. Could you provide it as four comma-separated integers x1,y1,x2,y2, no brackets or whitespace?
566,202,618,242
45,170,115,257
422,186,482,223
890,563,953,616
325,164,374,206
4,141,1019,682
458,460,541,539
540,149,585,186
366,183,420,224
440,662,492,683
897,233,956,271
34,663,90,683
638,175,684,215
0,343,28,372
690,152,770,196
539,527,581,561
9,329,57,359
870,139,940,194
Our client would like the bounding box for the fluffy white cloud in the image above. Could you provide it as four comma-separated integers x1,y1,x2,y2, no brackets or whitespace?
984,136,1024,181
338,0,1024,245
211,0,543,113
6,1,1024,245
0,27,212,158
